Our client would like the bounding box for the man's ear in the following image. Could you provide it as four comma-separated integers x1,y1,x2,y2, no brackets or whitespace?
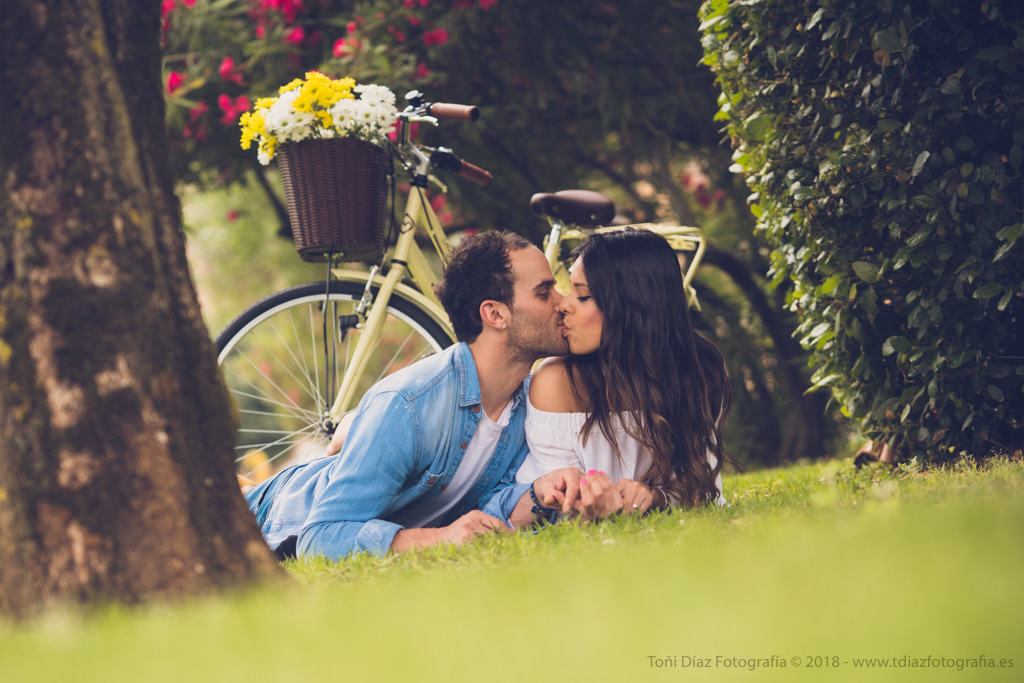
479,300,509,331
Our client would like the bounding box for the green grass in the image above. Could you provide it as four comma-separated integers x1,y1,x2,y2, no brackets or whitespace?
2,457,1022,683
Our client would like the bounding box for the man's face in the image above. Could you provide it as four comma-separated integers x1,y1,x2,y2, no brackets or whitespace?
506,246,569,361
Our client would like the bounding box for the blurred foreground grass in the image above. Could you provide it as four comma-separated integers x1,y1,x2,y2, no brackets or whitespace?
1,457,1021,682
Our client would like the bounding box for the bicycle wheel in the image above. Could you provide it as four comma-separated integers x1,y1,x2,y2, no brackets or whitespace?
215,280,452,480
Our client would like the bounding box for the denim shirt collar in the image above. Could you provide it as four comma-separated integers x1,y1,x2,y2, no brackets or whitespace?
452,342,526,413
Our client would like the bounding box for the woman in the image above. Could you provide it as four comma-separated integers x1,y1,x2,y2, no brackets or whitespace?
516,228,731,518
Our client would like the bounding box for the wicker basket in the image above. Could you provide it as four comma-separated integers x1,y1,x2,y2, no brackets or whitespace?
277,138,388,263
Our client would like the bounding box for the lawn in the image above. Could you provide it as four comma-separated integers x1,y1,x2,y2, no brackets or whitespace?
1,457,1021,683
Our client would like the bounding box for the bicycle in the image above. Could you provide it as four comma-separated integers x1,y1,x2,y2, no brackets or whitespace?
215,91,706,482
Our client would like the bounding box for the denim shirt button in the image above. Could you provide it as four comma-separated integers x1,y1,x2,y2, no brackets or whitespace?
460,441,468,449
441,484,448,491
428,477,437,485
473,406,480,413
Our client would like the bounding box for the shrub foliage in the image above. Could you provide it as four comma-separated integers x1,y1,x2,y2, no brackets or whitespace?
700,0,1023,458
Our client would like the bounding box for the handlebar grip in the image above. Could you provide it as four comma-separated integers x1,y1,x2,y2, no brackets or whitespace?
457,160,492,186
428,103,480,121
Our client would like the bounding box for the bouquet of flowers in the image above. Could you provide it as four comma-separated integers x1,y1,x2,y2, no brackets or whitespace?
239,72,398,165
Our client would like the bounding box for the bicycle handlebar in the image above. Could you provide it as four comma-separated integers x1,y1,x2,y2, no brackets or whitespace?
456,159,492,186
427,103,480,121
429,148,492,186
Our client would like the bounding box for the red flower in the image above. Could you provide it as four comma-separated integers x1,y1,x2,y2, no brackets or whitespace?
347,21,357,34
255,25,266,39
333,37,361,56
166,71,186,94
284,26,305,44
189,101,208,123
218,56,244,86
218,94,250,126
423,28,448,46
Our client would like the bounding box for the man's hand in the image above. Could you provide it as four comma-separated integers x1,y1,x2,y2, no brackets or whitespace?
532,467,585,515
389,510,508,554
614,478,655,514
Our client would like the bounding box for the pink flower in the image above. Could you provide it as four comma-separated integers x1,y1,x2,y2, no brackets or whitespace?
333,37,361,56
284,26,305,44
189,101,208,123
423,28,448,46
227,210,240,222
166,71,186,94
218,56,245,86
182,0,197,6
347,21,357,34
414,62,430,79
408,15,420,27
479,0,498,8
161,0,176,20
255,25,266,38
218,94,250,126
453,0,471,8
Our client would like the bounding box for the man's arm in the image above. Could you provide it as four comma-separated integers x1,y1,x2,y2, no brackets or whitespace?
390,510,509,553
297,390,420,559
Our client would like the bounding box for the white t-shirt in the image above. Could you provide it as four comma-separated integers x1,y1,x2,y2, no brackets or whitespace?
515,396,725,505
396,400,513,529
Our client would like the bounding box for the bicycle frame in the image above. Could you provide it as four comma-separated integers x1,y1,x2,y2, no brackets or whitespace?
543,219,706,299
327,183,453,418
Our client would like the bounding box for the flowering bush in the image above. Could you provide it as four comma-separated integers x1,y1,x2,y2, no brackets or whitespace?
239,72,398,165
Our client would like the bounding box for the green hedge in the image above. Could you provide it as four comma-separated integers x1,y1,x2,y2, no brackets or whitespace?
700,0,1023,459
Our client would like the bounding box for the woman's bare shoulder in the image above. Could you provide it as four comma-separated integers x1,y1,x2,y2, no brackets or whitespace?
529,357,586,413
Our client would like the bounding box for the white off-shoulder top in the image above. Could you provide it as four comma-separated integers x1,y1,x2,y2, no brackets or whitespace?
515,395,725,505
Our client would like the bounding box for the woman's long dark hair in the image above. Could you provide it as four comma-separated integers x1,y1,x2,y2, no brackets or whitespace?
564,228,732,507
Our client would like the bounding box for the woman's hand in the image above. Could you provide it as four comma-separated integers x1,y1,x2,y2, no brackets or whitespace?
577,470,625,521
614,478,655,514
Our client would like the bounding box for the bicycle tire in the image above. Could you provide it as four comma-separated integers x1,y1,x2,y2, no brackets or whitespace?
215,280,453,480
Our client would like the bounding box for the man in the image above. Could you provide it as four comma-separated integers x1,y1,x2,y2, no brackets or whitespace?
243,230,581,560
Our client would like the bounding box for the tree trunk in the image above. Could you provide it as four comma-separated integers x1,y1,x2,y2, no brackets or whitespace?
0,0,280,619
700,244,830,462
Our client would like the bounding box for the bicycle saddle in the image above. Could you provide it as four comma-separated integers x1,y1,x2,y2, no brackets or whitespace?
529,190,615,227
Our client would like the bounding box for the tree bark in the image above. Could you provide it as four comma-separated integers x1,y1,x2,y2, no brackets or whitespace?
0,0,280,620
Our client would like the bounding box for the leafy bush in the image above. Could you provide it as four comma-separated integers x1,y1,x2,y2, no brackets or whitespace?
700,0,1023,459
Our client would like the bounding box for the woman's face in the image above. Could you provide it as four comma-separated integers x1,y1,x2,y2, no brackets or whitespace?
558,258,604,355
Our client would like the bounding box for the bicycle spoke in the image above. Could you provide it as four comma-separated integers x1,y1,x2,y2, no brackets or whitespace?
373,327,419,384
250,316,329,413
223,368,320,421
216,283,451,477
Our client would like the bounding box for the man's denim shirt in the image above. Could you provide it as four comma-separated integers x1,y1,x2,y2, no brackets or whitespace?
244,342,532,560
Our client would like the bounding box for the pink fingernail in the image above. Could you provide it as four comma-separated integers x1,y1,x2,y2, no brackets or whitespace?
587,469,598,476
599,470,607,476
581,477,588,486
